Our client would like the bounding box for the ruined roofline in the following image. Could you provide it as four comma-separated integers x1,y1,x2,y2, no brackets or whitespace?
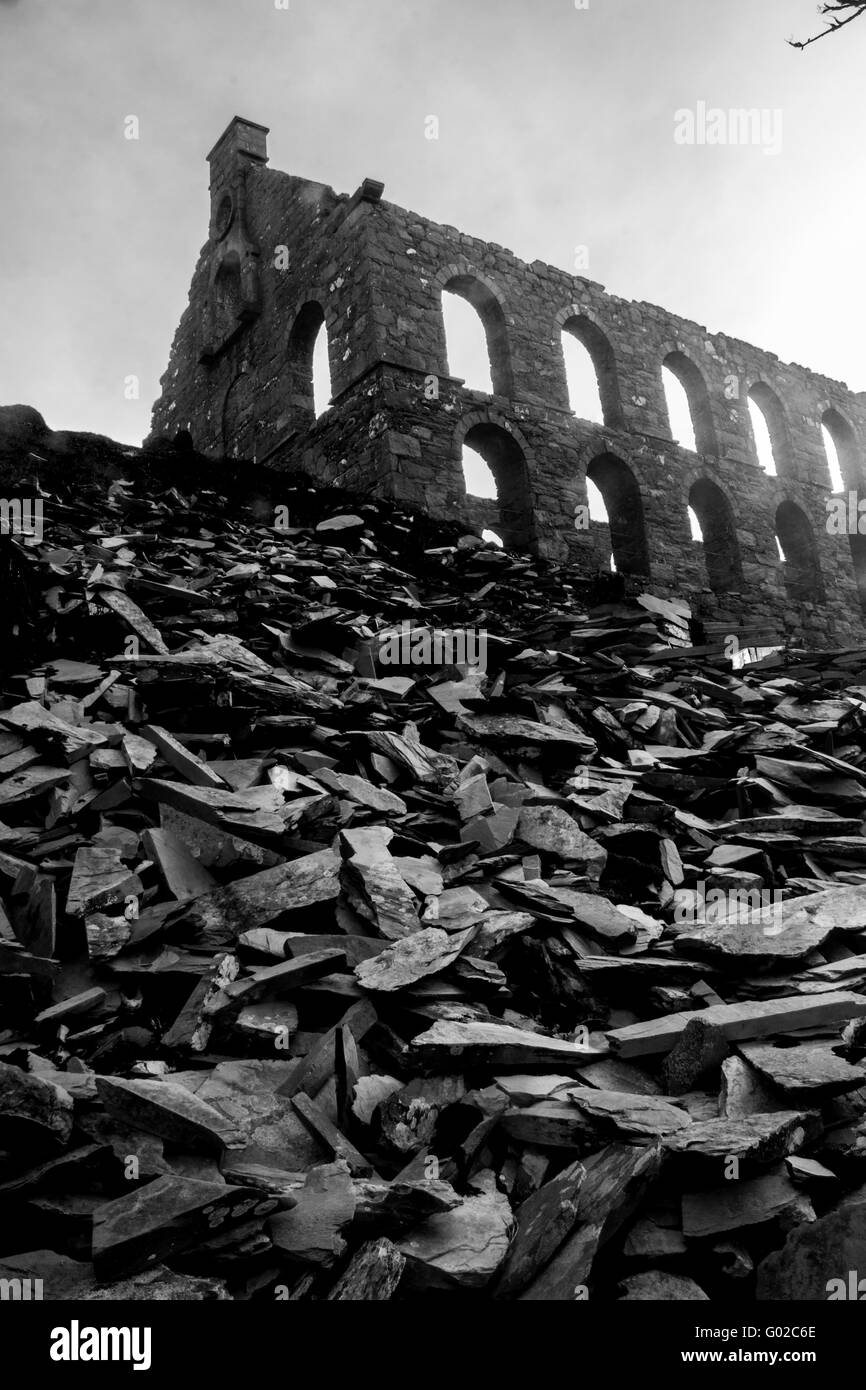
249,143,860,402
209,114,858,400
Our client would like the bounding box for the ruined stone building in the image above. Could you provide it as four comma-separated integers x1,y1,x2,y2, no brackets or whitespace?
150,117,866,648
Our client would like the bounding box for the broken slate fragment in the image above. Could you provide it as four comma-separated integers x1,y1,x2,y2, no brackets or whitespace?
397,1188,514,1291
0,1062,73,1152
618,1270,709,1300
663,1016,729,1096
517,806,607,879
410,1019,604,1070
737,1041,866,1102
92,1176,278,1279
493,1159,586,1299
327,1238,406,1300
267,1162,356,1269
95,1077,244,1154
662,1111,820,1172
355,926,476,993
567,1087,692,1140
757,1188,866,1300
65,846,143,918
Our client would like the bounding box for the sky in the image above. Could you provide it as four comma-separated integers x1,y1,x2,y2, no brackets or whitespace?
1,0,864,451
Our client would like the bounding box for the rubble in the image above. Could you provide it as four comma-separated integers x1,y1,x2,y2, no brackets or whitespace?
5,420,866,1300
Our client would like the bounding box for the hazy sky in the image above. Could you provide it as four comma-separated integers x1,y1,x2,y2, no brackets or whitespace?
1,0,863,447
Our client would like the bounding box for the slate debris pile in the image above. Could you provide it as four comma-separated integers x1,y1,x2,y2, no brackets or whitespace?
5,438,866,1300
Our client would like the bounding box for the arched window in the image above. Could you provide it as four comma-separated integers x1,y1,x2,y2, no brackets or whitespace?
462,443,497,499
822,409,866,606
775,502,825,603
561,316,623,427
460,423,533,550
689,479,742,592
287,302,332,422
442,275,513,398
748,383,790,477
222,374,256,458
822,408,859,492
214,253,242,322
585,454,650,577
662,352,717,456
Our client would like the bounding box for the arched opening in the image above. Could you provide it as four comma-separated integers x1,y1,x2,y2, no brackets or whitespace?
822,408,859,492
461,423,534,551
822,424,845,494
214,254,242,322
442,275,513,397
748,383,790,477
222,374,256,459
585,454,650,577
287,301,332,422
775,501,825,603
482,528,504,548
662,352,717,456
462,444,497,499
689,478,742,592
561,316,623,427
820,409,866,606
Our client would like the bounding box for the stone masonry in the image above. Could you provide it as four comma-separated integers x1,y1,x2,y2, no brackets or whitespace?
150,116,866,647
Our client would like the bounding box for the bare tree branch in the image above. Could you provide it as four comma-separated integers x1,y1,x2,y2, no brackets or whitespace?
790,1,866,49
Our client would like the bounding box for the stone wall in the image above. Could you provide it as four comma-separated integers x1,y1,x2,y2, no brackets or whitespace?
150,117,866,648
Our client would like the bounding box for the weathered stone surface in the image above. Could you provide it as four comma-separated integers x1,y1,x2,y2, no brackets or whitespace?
622,1215,687,1261
519,1143,666,1300
326,1237,406,1300
663,1017,729,1095
567,1087,691,1140
410,1019,602,1070
720,1055,787,1118
267,1162,356,1269
341,839,420,940
397,1188,514,1290
608,992,866,1058
618,1270,709,1300
95,1076,243,1154
682,1168,816,1238
663,1111,820,1170
377,1075,466,1155
738,1041,866,1101
92,1176,278,1279
171,1060,326,1170
0,1250,230,1300
493,1159,585,1298
493,1074,576,1107
355,926,475,992
677,911,835,964
65,846,143,918
517,807,606,878
351,1074,404,1126
757,1190,866,1300
167,848,341,947
0,1062,73,1151
0,701,107,764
